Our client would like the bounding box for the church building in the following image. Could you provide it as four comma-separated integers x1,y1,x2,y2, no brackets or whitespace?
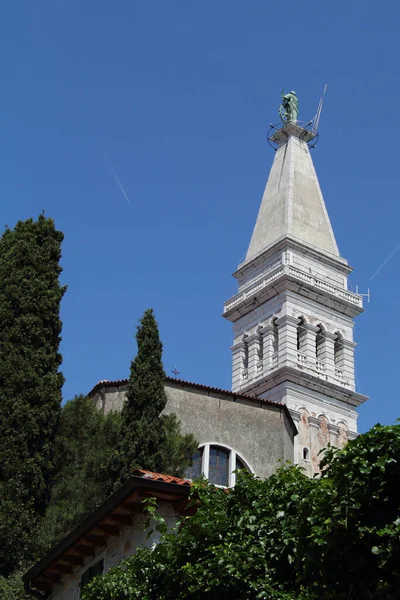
90,100,367,479
24,93,369,598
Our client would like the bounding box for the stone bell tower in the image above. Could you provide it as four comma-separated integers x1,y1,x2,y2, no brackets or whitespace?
223,102,367,475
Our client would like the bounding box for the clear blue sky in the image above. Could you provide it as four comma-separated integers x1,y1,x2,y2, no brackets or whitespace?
1,1,398,432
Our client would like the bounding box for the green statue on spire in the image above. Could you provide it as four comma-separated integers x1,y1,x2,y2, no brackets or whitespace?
279,90,298,124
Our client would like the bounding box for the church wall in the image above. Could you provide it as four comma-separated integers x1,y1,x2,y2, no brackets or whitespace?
48,502,179,600
164,382,294,479
92,381,295,481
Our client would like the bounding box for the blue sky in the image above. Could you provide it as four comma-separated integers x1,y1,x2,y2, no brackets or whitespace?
1,1,398,432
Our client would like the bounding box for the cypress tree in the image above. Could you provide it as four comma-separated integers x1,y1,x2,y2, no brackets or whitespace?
0,215,65,575
117,309,197,484
43,395,122,547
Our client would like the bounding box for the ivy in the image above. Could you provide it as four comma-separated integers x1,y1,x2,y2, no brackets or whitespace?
83,423,400,600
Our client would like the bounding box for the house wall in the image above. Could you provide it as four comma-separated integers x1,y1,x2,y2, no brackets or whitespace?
49,502,180,600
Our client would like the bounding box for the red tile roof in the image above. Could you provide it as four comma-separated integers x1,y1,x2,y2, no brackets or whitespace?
132,468,192,487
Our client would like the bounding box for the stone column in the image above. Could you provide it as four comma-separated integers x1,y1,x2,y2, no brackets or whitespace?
247,333,260,381
303,323,319,365
276,315,298,368
308,416,321,475
328,423,339,448
290,409,301,465
341,339,356,390
318,331,336,379
261,324,274,371
231,341,245,392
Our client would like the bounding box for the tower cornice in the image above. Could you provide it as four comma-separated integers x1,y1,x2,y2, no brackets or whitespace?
223,265,363,322
233,235,352,280
236,364,368,408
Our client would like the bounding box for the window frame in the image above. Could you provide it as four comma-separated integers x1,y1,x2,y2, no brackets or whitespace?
188,443,254,488
79,558,104,598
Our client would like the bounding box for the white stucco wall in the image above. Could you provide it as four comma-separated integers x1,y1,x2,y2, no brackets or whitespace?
49,502,180,600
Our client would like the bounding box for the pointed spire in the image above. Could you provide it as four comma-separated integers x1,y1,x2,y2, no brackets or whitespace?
245,123,339,263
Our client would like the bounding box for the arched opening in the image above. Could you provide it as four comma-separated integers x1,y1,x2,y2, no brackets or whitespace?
242,334,249,379
257,326,263,362
185,447,203,480
209,446,230,486
185,444,253,487
303,447,309,461
334,332,344,366
272,317,279,365
315,325,326,372
315,326,325,359
242,335,249,368
297,317,307,351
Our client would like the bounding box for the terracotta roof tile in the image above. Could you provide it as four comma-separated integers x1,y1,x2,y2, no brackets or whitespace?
132,469,192,486
89,376,284,410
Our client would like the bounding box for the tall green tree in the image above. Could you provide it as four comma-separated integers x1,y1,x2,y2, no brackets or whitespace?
117,309,197,484
42,395,122,548
0,215,65,575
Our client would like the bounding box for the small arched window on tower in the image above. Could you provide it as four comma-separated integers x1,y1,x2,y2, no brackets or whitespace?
257,327,263,362
334,332,345,381
297,317,307,365
272,317,279,366
315,325,326,373
256,326,263,374
303,447,310,461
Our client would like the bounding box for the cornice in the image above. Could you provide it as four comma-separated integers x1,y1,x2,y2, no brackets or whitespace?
238,365,368,408
233,234,352,279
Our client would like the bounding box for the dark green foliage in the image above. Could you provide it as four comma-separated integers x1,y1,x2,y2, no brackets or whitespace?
83,423,400,600
302,422,400,600
0,215,65,576
0,567,32,600
117,309,197,483
42,395,122,547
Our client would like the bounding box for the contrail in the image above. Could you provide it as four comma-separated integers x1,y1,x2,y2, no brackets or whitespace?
104,154,131,205
370,240,400,281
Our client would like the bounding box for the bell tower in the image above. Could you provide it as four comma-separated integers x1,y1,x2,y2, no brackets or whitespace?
223,99,367,475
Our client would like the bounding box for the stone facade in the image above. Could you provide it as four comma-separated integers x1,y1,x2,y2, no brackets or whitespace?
224,124,367,474
90,378,296,481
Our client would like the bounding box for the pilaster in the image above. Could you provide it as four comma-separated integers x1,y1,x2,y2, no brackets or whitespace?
290,409,301,465
328,423,340,448
231,341,245,392
303,324,319,365
261,324,275,372
247,333,261,380
341,339,356,390
276,315,298,368
318,331,336,378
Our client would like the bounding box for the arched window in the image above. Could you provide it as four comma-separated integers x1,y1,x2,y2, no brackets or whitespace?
297,317,307,352
242,335,249,369
185,444,253,487
297,318,307,366
209,446,230,486
271,318,279,365
315,326,325,359
303,447,309,461
257,327,263,362
185,447,203,480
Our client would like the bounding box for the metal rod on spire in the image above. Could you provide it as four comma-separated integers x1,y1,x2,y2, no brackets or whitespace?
313,84,328,131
